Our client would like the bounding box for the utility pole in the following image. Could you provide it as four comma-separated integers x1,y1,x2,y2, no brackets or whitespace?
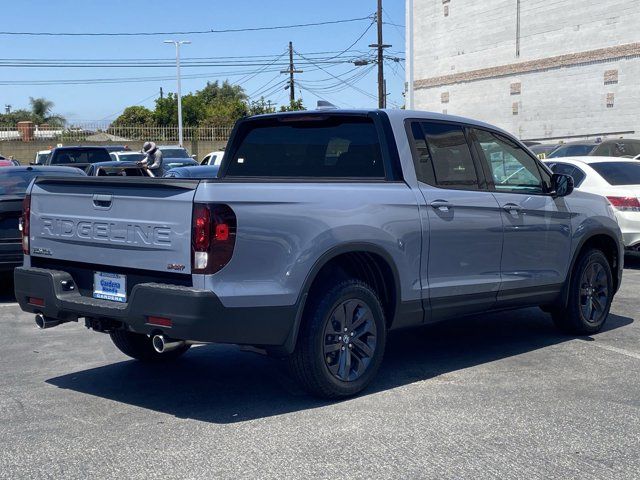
164,39,191,147
370,0,391,108
159,87,164,99
281,41,303,106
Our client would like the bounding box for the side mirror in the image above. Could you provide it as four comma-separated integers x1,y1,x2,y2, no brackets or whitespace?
551,173,574,197
191,154,197,160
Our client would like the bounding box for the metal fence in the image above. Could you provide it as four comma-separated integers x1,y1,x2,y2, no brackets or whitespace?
0,123,234,143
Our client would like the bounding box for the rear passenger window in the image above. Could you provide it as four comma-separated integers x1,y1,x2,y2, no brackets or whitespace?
225,117,384,178
410,122,480,189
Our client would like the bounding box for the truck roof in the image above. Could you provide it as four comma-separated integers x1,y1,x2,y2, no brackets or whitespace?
248,108,514,138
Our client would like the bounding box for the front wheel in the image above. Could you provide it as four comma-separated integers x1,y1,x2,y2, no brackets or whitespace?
110,330,190,361
552,249,613,335
288,279,387,399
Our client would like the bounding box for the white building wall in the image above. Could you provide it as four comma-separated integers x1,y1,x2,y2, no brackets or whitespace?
409,0,640,140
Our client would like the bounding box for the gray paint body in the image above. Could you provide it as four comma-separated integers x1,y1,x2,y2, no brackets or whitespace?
24,109,623,331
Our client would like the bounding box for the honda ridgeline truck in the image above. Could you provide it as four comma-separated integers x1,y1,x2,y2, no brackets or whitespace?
15,110,623,398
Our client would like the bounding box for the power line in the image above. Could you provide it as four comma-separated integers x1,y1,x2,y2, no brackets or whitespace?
0,59,361,68
323,21,376,61
0,50,371,63
0,15,373,37
97,92,159,122
295,49,378,102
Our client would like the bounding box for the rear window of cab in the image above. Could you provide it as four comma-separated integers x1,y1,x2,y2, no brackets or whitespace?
224,117,385,178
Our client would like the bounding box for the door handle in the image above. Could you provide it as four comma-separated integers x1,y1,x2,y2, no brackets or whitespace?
502,203,523,214
430,200,451,212
92,193,113,209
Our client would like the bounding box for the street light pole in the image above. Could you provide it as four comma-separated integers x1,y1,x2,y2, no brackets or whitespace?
407,0,414,109
164,40,191,146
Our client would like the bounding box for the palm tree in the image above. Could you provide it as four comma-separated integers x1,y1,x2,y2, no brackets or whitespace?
29,97,65,126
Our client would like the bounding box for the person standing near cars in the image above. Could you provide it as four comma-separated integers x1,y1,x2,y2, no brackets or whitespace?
140,142,164,176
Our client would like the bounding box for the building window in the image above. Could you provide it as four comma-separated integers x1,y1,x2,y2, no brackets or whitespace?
604,70,618,85
512,102,519,115
510,82,521,95
606,93,614,108
441,92,449,103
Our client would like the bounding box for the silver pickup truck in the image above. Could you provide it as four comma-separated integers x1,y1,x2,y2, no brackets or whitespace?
15,109,623,398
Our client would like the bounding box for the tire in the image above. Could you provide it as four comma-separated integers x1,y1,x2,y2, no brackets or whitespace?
109,330,190,361
288,279,387,399
552,248,613,335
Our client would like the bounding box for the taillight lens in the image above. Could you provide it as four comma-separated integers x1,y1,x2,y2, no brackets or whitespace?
21,194,31,254
191,203,236,274
606,196,640,211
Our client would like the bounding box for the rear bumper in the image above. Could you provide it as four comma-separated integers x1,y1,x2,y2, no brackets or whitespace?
616,211,640,248
14,266,297,347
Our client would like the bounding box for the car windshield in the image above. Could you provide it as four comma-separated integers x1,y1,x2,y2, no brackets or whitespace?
590,162,640,185
35,153,50,164
116,152,145,162
51,148,111,164
0,170,82,197
547,144,596,158
96,167,147,177
160,148,190,158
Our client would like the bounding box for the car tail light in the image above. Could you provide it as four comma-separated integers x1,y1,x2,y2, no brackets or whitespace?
21,194,31,254
191,203,236,274
606,196,640,211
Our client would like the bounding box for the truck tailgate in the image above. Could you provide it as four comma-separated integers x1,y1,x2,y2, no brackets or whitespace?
29,177,198,274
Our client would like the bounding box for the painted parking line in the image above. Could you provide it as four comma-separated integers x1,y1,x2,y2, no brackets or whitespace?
0,303,19,308
582,339,640,360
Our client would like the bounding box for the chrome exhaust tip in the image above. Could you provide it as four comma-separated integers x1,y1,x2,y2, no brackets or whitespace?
35,313,61,329
152,334,186,354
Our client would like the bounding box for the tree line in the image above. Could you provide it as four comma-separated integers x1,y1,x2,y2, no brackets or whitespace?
0,97,65,127
111,80,304,128
0,81,304,128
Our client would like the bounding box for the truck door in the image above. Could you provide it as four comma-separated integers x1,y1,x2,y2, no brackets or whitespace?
469,128,572,305
408,121,504,320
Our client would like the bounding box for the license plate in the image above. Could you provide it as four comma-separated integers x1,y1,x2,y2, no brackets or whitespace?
93,271,127,303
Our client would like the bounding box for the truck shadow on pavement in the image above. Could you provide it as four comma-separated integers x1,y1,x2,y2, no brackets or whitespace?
46,308,633,424
624,254,640,270
0,274,16,303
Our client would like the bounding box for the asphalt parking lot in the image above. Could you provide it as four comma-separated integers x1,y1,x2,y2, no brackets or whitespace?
1,260,639,479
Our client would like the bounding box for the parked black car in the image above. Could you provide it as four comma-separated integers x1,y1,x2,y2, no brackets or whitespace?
84,161,152,177
45,146,112,170
547,139,640,158
0,166,86,272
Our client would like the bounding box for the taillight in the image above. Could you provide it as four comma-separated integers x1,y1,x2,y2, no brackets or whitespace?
21,194,31,254
191,203,236,274
606,196,640,211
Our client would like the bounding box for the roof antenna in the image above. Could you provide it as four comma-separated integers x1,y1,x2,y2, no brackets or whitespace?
316,100,338,110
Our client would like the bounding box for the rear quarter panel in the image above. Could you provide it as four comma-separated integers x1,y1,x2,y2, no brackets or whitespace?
563,190,623,270
194,181,422,308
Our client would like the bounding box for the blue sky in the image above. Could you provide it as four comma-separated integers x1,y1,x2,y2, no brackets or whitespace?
0,0,406,124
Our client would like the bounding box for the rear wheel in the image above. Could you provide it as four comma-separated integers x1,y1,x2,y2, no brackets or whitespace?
109,330,190,361
288,279,386,399
552,249,613,335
